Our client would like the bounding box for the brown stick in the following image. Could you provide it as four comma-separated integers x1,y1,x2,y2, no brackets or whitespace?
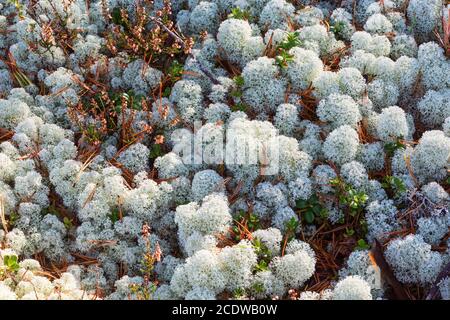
426,261,450,300
371,239,409,300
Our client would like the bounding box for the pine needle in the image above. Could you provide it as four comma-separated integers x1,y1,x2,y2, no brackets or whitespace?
0,194,9,233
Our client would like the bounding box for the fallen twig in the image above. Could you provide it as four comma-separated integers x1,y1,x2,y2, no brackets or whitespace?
371,239,409,300
426,261,450,300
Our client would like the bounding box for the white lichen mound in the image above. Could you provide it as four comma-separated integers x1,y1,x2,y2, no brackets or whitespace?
384,234,443,285
323,125,360,166
0,249,96,300
332,276,373,300
1,0,450,301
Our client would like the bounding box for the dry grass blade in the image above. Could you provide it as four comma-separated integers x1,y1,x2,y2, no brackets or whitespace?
214,177,232,193
263,32,275,57
0,129,14,143
82,184,98,209
75,151,98,183
404,154,419,187
0,195,8,233
71,75,95,94
87,240,118,247
228,180,243,204
434,7,450,57
233,219,253,240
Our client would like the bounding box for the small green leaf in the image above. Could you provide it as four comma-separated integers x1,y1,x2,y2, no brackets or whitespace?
230,89,242,98
149,144,163,160
162,86,172,97
312,205,322,215
232,288,246,298
345,228,355,237
231,102,247,112
63,217,73,230
3,255,20,273
304,210,315,224
254,260,269,272
329,21,346,40
109,208,121,223
355,239,370,250
228,7,251,21
384,138,406,157
233,75,244,87
8,211,19,227
278,31,302,51
295,199,308,209
319,208,328,219
286,217,299,232
168,60,184,80
275,50,294,68
252,282,265,294
112,7,124,26
382,175,407,197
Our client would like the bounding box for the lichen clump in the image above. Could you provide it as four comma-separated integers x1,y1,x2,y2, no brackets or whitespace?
0,0,449,301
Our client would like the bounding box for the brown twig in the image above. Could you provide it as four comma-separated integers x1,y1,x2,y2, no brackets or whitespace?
426,261,450,300
371,239,409,300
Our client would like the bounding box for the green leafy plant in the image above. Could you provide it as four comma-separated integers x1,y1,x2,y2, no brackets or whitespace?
3,255,20,273
232,211,261,241
7,0,25,20
329,21,346,40
63,217,74,230
87,90,145,118
111,7,126,28
252,238,271,273
228,7,251,21
111,91,145,111
355,239,370,250
381,175,407,197
345,188,369,213
7,211,19,227
251,281,265,294
231,102,247,112
233,75,245,87
359,218,368,236
345,227,355,237
149,144,163,160
278,31,302,51
275,31,301,69
275,50,295,68
162,86,172,97
85,124,102,143
232,288,247,298
168,60,184,79
163,60,184,97
384,137,406,157
230,75,244,98
252,238,270,258
253,259,269,272
330,178,369,216
246,213,260,231
109,208,121,223
45,204,59,216
296,194,328,224
284,217,299,242
129,225,160,300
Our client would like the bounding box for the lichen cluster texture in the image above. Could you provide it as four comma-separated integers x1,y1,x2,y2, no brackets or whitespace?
0,0,449,300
